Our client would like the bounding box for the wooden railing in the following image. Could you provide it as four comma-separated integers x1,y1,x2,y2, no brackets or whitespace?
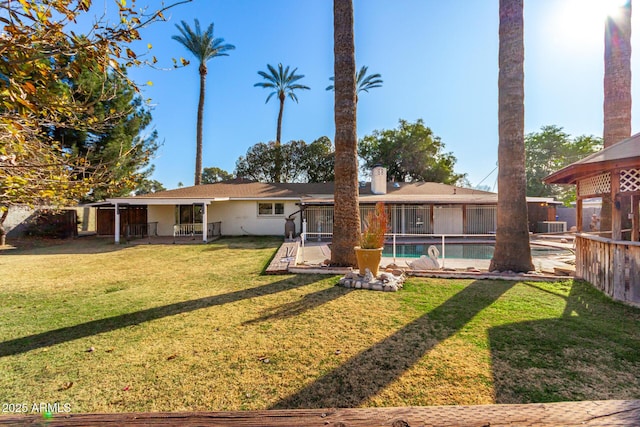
575,233,640,304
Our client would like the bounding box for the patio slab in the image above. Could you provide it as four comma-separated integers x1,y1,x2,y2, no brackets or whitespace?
294,239,575,280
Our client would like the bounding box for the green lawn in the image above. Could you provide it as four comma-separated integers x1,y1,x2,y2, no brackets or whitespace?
1,236,639,414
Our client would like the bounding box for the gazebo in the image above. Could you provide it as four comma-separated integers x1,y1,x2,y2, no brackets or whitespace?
545,133,640,305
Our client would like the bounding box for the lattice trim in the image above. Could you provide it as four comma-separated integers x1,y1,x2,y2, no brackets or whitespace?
620,169,640,192
578,172,611,196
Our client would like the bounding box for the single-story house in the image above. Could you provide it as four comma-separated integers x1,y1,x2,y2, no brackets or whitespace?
106,167,561,243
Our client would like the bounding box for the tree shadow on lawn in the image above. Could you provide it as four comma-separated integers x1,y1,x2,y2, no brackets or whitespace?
489,280,640,403
0,275,325,358
242,286,354,326
273,280,515,409
0,236,125,256
1,236,283,256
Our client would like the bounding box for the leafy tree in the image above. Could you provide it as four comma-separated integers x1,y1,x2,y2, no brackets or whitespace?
52,64,160,202
359,119,465,184
475,184,493,192
331,0,360,267
490,0,533,273
173,19,235,186
302,136,335,183
1,0,187,245
326,65,383,102
202,166,233,183
526,125,602,205
235,137,335,183
135,179,166,195
236,141,295,183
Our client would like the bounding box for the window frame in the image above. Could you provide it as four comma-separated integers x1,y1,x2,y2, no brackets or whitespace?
257,202,286,217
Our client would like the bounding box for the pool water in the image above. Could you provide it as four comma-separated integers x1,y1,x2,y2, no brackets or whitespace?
382,243,571,259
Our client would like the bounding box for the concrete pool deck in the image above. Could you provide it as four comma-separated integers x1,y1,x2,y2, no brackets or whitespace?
290,236,576,279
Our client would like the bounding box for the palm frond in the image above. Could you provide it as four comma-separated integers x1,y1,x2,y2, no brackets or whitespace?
172,19,235,65
326,65,383,95
264,91,277,104
254,63,310,104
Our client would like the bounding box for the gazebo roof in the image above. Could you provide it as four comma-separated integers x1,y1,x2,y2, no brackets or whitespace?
544,132,640,184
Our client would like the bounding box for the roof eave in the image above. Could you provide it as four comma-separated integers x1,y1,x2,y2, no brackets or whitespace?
545,157,640,185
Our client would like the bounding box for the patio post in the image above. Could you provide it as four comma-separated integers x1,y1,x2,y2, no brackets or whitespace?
202,202,208,243
612,170,622,240
632,195,639,242
576,198,583,232
114,203,121,244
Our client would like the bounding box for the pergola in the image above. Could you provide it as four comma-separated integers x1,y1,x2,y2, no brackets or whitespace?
545,134,640,305
544,132,640,242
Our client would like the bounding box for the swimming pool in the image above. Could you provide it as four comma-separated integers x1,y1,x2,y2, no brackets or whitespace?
382,243,571,259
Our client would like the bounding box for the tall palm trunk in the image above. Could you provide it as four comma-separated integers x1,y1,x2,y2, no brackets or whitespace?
276,94,284,144
274,93,285,183
489,0,533,273
331,0,360,267
601,1,632,232
195,63,207,185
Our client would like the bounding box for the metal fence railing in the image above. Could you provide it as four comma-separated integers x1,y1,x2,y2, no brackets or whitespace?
302,204,497,236
465,206,496,234
125,222,158,242
207,222,222,239
300,220,497,268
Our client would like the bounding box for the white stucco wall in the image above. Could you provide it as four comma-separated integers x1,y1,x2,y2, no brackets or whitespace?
208,200,299,236
148,205,175,236
145,200,300,237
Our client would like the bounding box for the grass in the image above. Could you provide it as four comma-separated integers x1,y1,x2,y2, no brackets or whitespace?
1,236,639,414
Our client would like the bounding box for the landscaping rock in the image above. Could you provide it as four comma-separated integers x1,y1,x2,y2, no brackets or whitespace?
337,269,406,292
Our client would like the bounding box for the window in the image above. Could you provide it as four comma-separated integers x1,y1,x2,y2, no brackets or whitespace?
258,203,273,215
175,205,203,224
258,202,285,216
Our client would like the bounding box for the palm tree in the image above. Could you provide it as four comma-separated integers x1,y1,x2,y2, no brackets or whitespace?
489,0,533,273
601,1,632,233
330,0,360,267
173,20,235,186
254,63,310,145
254,63,309,183
326,65,383,102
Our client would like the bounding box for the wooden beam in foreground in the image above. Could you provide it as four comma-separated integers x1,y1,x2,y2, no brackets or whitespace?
2,400,639,426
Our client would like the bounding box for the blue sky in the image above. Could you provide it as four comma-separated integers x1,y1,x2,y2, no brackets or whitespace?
117,0,640,190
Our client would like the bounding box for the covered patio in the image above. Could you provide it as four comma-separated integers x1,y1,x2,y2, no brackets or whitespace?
545,133,640,305
106,197,224,244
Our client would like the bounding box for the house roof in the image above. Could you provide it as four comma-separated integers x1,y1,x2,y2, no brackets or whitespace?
544,132,640,184
108,180,500,205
